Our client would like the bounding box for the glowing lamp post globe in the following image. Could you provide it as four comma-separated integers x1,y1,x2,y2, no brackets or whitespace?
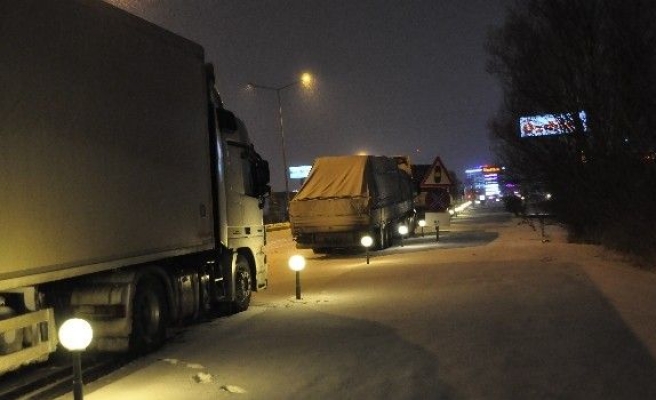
288,255,306,300
360,235,373,264
398,225,408,247
58,318,93,400
418,219,426,237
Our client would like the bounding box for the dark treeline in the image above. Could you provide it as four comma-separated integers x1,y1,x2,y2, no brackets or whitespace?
487,0,656,263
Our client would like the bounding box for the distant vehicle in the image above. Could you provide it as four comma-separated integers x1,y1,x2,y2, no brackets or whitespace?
0,0,269,374
289,155,416,252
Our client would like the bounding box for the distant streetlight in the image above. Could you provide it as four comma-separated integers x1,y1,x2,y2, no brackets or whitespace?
58,318,93,400
398,225,408,247
247,72,314,219
360,235,373,264
288,254,307,299
418,219,426,237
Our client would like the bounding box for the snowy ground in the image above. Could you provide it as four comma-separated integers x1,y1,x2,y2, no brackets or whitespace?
58,205,656,399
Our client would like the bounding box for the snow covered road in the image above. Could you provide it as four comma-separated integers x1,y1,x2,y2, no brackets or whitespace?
62,206,656,399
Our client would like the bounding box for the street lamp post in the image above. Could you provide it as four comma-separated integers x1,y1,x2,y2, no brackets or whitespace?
288,254,307,299
248,73,312,219
398,225,408,247
58,318,94,400
360,235,373,264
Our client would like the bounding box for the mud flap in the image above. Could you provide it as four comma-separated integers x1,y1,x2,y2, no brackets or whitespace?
217,248,235,302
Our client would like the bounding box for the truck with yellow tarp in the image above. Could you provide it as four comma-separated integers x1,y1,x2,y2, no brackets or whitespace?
290,155,415,252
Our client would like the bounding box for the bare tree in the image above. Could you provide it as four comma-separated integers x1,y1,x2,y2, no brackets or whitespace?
487,0,656,257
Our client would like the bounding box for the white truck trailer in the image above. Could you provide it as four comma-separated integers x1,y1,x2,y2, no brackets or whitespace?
0,0,270,374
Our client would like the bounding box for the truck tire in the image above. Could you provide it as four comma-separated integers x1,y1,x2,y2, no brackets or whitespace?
130,278,168,354
231,256,252,313
407,216,417,236
386,225,394,246
376,226,387,250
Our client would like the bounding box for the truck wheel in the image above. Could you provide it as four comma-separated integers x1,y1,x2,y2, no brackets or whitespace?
376,226,386,250
386,225,393,246
232,256,252,313
407,216,417,236
131,278,168,354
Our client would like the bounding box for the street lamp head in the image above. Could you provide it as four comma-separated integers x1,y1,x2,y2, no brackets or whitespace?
301,72,313,88
58,318,93,351
360,235,373,248
398,225,408,235
418,219,426,227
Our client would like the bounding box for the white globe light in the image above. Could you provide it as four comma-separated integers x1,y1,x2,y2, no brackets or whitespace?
418,220,426,227
398,225,408,235
360,235,373,248
288,255,306,271
58,318,93,351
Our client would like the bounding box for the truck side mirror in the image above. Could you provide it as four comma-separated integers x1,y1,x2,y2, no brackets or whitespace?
252,159,271,198
246,145,271,207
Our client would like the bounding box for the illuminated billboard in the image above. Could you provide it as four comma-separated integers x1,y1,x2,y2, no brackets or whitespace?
482,166,501,174
520,111,587,138
289,165,312,179
465,165,505,198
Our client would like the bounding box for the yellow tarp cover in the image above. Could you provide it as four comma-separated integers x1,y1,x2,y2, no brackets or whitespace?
293,155,370,200
289,156,371,229
289,155,416,232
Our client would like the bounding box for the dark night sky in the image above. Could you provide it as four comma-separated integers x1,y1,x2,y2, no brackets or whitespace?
108,0,510,190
